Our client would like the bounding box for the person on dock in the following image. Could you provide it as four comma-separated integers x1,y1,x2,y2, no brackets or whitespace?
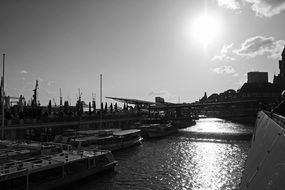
271,90,285,117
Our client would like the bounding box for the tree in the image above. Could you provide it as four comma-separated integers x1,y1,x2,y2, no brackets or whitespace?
114,103,118,112
104,102,108,113
63,101,69,114
92,101,96,113
100,102,104,114
110,103,113,113
48,100,52,115
88,102,91,114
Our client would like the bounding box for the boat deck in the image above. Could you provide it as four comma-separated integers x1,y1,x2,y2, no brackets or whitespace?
0,149,109,180
113,129,141,136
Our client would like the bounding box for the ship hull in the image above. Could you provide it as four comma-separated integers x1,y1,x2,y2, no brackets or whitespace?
97,137,143,151
35,161,117,190
147,124,178,138
240,111,285,190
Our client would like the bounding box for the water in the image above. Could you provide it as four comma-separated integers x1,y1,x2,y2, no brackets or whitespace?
70,118,252,190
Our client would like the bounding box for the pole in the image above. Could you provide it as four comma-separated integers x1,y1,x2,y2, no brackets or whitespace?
100,74,102,128
60,88,62,107
1,54,5,140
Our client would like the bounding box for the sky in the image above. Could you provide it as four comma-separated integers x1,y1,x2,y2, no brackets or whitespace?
1,0,285,106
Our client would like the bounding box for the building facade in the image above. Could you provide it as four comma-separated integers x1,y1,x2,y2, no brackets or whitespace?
247,72,268,83
273,46,285,91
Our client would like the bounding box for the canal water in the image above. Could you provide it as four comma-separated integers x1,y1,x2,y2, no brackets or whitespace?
70,118,252,190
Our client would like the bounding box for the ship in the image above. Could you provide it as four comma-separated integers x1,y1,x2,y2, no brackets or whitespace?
171,119,196,129
239,110,285,189
69,129,143,151
147,123,178,138
0,148,118,190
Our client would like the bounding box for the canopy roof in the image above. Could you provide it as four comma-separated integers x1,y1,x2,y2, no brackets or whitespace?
106,96,155,105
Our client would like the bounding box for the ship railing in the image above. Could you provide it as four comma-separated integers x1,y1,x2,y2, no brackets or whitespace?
0,160,28,177
0,154,64,173
263,110,285,129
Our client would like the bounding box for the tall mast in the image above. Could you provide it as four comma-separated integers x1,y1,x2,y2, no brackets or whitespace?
1,54,5,140
60,88,62,106
100,74,102,106
32,80,38,107
100,74,102,128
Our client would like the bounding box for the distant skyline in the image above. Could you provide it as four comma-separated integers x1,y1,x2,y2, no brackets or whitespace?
1,0,285,106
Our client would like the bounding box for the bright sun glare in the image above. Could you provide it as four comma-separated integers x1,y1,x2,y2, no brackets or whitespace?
192,14,221,47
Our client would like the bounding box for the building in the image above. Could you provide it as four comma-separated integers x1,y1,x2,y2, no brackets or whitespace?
155,97,165,104
273,46,285,91
239,82,280,99
199,92,207,103
247,72,268,83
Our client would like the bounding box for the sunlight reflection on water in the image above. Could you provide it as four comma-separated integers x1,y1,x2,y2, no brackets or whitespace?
186,118,253,134
175,141,248,190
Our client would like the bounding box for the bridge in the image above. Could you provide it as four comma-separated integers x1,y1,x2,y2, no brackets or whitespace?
149,99,264,124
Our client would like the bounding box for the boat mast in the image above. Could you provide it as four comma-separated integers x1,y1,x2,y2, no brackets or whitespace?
100,74,102,128
1,54,5,140
60,88,62,107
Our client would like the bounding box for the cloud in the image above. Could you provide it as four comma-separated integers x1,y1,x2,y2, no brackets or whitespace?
212,44,236,61
233,36,285,59
20,70,28,74
212,66,236,74
244,0,285,17
212,54,236,61
216,0,241,10
233,73,239,77
216,0,285,17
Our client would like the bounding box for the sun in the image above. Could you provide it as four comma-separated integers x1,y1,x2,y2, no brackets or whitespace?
192,14,221,47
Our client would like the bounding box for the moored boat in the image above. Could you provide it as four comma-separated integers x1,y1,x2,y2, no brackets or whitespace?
147,123,178,138
0,149,118,190
171,119,196,129
71,129,143,151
